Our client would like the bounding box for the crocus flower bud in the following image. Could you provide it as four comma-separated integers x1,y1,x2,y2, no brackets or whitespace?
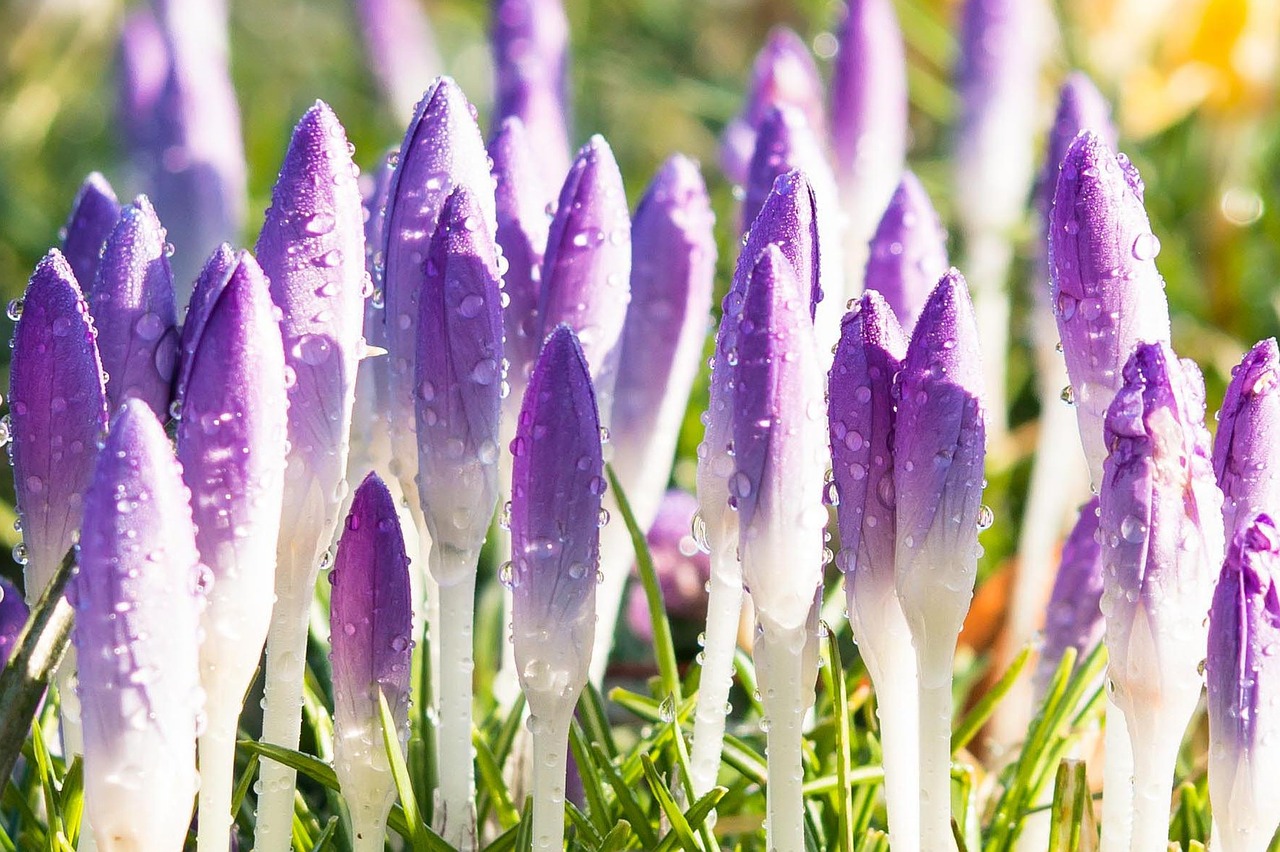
1206,515,1280,852
624,490,711,640
355,0,441,122
175,242,237,411
831,0,907,288
254,99,367,852
176,250,287,849
330,473,413,852
721,28,827,186
491,0,573,192
89,196,180,419
383,78,495,530
865,173,949,334
1034,496,1104,696
894,271,987,667
1036,74,1116,221
1100,341,1223,852
1049,131,1171,489
61,173,121,292
511,325,601,711
10,250,109,598
1213,339,1280,542
538,135,631,423
73,399,202,852
0,577,29,668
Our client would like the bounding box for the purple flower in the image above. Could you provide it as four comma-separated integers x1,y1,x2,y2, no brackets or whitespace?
491,0,573,194
1034,496,1105,695
382,78,495,521
61,173,121,293
864,173,949,334
830,0,907,272
731,244,827,633
625,490,711,640
1036,74,1116,222
355,0,442,121
538,135,631,423
1100,341,1223,851
1049,131,1171,488
721,28,827,186
73,399,202,852
0,577,29,668
89,196,180,419
1213,339,1280,542
329,472,414,851
1206,514,1280,852
116,3,247,303
9,250,109,596
174,242,237,410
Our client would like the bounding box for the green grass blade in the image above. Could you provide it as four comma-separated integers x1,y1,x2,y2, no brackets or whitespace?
569,721,614,836
591,742,660,849
822,626,856,852
378,688,453,852
952,644,1033,754
641,752,700,852
599,820,635,851
238,741,340,791
474,730,520,830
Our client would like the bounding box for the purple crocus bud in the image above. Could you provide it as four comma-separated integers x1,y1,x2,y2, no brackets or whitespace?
490,117,551,422
355,0,442,122
742,169,821,317
591,154,715,682
1206,515,1280,852
491,0,572,194
831,0,907,288
0,577,29,668
624,490,711,639
382,78,495,530
1100,341,1223,852
176,250,287,849
117,2,246,302
1213,339,1280,542
73,398,201,852
1034,496,1104,696
864,172,949,334
1036,74,1116,221
89,196,180,419
254,100,367,852
538,135,631,423
329,473,413,852
174,242,237,411
61,173,122,292
10,251,109,599
721,28,827,187
1050,131,1171,489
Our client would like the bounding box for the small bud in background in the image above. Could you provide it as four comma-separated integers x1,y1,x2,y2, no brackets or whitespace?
1033,495,1105,698
0,577,29,668
354,0,441,123
864,173,949,335
174,242,236,410
61,173,121,293
1213,338,1280,542
624,490,712,641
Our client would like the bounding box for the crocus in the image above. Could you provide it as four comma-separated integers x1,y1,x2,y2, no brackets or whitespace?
116,2,246,301
721,28,827,186
73,398,202,852
864,172,949,334
253,101,367,852
830,0,907,293
829,290,918,851
491,0,573,194
510,325,602,852
174,242,237,411
893,270,986,852
591,153,715,685
355,0,441,122
732,244,827,852
0,577,29,668
1099,341,1223,852
89,196,180,420
1034,496,1105,698
414,185,504,848
624,490,711,640
1206,514,1280,852
61,173,122,292
1050,131,1171,490
8,249,108,758
1213,339,1280,542
330,473,414,852
176,250,287,852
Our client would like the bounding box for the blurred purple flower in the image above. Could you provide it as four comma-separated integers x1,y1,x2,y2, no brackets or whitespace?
61,173,121,293
0,577,28,668
865,172,949,334
73,399,202,852
355,0,442,122
1034,496,1105,695
174,242,236,410
1213,339,1280,542
625,490,711,640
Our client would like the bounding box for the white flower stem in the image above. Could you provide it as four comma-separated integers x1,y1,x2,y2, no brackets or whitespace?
196,695,239,852
530,709,573,851
433,563,478,851
1100,698,1134,852
917,643,959,852
753,623,817,852
1128,714,1184,852
689,546,743,799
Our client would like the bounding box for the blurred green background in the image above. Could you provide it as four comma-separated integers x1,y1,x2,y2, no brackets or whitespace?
0,0,1277,610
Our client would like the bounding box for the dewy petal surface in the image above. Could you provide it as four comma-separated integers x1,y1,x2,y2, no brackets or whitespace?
865,172,949,334
10,250,109,593
61,173,122,293
89,196,179,419
1049,131,1171,488
1213,339,1280,543
73,399,201,852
